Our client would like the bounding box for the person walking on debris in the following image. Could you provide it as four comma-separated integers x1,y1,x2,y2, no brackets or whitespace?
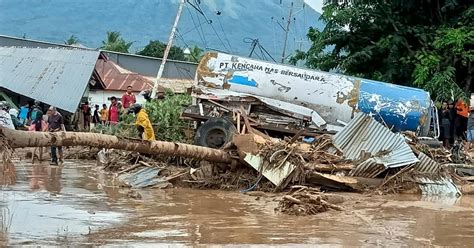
109,97,120,125
100,104,108,125
129,104,155,141
47,106,65,165
122,85,136,109
92,104,100,127
441,101,452,148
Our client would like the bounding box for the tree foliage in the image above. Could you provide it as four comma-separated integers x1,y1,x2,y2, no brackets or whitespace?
291,0,473,101
93,92,192,142
137,40,186,61
188,45,203,62
101,31,133,53
64,35,79,45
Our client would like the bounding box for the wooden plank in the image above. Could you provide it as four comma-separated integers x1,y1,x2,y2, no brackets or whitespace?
208,99,231,112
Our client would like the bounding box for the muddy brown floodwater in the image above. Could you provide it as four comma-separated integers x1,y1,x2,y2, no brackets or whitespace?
1,159,474,246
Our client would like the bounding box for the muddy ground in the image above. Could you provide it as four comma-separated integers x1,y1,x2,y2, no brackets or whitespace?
1,150,474,246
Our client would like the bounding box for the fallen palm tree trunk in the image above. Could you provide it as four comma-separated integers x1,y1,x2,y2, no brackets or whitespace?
0,127,232,163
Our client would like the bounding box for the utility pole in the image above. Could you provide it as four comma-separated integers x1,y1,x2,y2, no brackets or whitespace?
151,0,185,99
281,2,294,63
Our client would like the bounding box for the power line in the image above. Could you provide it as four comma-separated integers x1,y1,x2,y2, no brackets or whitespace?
216,13,234,53
186,0,231,53
176,30,200,63
185,3,208,49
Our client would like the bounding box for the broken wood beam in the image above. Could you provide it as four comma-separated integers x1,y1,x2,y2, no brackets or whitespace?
304,162,354,172
0,127,232,163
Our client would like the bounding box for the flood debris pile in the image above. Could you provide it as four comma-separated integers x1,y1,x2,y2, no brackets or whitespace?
232,113,470,198
276,186,343,216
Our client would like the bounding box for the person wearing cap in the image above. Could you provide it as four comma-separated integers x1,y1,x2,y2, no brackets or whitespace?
128,104,155,141
47,106,65,165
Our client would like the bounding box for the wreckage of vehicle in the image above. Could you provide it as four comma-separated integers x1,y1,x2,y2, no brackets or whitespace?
182,52,439,149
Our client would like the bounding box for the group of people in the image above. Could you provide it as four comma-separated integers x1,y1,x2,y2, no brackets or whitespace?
78,86,139,130
439,98,474,148
78,86,156,141
9,100,66,165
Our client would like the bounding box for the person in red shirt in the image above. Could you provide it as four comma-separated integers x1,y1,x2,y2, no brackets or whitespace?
121,85,136,109
109,97,120,125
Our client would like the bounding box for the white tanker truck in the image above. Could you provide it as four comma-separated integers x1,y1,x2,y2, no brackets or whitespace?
182,52,439,148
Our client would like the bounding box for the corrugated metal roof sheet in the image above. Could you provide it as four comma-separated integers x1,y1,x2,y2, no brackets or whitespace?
416,177,461,197
333,112,418,168
349,158,386,178
0,47,100,113
95,59,155,92
414,152,441,173
94,59,193,94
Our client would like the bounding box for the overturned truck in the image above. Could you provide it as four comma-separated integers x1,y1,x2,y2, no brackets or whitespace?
182,52,439,148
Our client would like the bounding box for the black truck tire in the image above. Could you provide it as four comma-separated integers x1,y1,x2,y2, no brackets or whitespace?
194,117,237,148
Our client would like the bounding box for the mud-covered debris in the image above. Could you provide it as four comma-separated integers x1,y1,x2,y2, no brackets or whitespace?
276,186,343,216
127,189,142,199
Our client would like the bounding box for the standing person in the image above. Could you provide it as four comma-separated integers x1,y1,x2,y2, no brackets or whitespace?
129,104,155,141
82,102,92,131
0,102,15,130
18,104,29,125
467,107,474,150
100,104,108,125
47,106,65,165
92,104,100,127
440,101,452,148
108,97,120,125
28,110,48,162
455,98,469,140
28,100,42,125
121,85,136,109
448,100,456,144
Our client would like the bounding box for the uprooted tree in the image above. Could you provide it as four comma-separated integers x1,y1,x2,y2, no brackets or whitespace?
0,127,232,163
290,0,473,101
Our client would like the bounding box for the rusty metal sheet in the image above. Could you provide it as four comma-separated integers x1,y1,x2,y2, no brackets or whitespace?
0,47,100,113
333,112,418,168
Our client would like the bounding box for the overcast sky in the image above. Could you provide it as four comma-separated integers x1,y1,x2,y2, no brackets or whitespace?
304,0,324,13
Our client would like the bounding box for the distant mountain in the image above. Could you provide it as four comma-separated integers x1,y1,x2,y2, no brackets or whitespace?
0,0,324,60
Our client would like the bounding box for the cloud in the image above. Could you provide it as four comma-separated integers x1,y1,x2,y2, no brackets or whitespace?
200,0,240,19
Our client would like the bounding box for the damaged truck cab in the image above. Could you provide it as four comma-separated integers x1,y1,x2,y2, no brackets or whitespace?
182,52,439,148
